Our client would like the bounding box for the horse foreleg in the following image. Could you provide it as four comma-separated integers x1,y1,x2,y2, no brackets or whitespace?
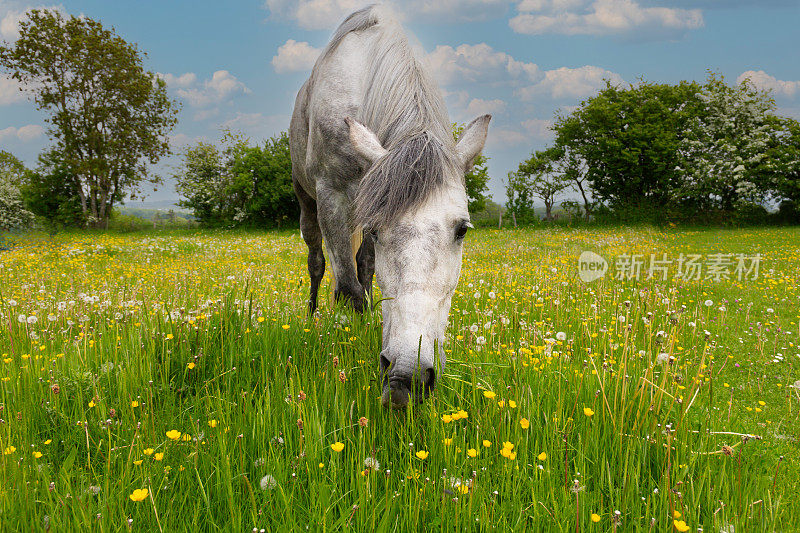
317,190,365,313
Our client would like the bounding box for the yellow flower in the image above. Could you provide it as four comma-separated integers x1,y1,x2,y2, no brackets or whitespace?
538,452,547,461
467,448,479,458
33,451,43,458
497,400,506,408
583,407,595,417
482,440,492,448
143,448,154,456
442,438,453,446
181,434,191,442
44,439,51,445
673,520,690,532
758,400,766,406
166,430,181,441
134,459,143,465
508,400,517,408
673,511,681,519
500,448,511,458
187,362,195,370
331,442,344,452
502,441,514,450
154,453,164,461
3,446,16,455
208,419,218,428
507,451,517,460
520,418,530,429
591,513,601,523
282,324,290,330
457,410,468,419
88,400,95,408
415,450,429,460
442,414,453,423
318,463,325,468
131,400,139,408
483,390,496,399
129,488,149,502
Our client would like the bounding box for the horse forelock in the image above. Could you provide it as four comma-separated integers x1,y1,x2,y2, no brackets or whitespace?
354,132,460,230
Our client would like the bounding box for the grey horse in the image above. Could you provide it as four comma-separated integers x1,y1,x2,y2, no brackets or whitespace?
289,5,490,409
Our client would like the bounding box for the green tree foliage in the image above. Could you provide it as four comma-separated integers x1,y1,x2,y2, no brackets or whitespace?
175,133,299,227
453,123,490,212
506,147,571,222
554,79,706,219
0,151,34,230
0,9,178,228
20,149,85,229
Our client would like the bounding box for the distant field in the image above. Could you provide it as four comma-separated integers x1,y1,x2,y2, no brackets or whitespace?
0,227,798,531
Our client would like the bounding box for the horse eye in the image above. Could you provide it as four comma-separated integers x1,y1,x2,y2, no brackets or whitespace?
455,222,472,241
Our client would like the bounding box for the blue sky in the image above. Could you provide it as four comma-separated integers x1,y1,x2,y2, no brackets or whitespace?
1,0,799,207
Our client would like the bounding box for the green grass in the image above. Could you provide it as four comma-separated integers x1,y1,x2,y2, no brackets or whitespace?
0,226,798,531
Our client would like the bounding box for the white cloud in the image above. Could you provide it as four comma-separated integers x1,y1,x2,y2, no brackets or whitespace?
466,98,507,116
157,72,198,88
220,112,291,140
426,43,540,86
0,74,29,105
172,70,250,107
263,0,364,30
522,117,554,138
509,0,703,38
272,39,321,73
516,65,623,100
263,0,513,29
0,4,64,41
485,127,528,148
0,124,44,142
737,70,800,99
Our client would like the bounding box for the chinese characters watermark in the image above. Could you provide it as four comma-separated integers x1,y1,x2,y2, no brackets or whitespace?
578,251,760,282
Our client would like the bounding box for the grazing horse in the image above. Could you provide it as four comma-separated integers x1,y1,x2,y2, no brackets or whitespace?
289,5,490,409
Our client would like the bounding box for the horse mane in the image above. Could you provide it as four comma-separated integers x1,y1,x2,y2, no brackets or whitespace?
323,5,459,230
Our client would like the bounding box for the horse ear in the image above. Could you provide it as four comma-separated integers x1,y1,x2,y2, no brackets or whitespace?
346,117,387,164
455,114,491,171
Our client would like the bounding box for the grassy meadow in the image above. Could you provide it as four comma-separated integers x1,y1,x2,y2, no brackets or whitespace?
0,226,799,531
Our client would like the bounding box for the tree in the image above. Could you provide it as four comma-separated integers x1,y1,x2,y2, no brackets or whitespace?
554,79,705,220
175,142,227,226
175,132,300,227
761,116,800,207
0,151,34,230
453,123,490,212
0,9,178,228
677,73,776,211
507,148,571,222
20,149,85,228
226,132,298,226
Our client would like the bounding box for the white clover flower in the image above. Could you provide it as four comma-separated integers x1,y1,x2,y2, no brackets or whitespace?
704,300,713,307
656,353,670,364
556,332,566,341
475,336,486,346
618,315,626,323
7,299,17,307
17,314,26,323
473,291,481,299
488,291,496,299
469,324,478,334
48,314,57,322
26,315,38,324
